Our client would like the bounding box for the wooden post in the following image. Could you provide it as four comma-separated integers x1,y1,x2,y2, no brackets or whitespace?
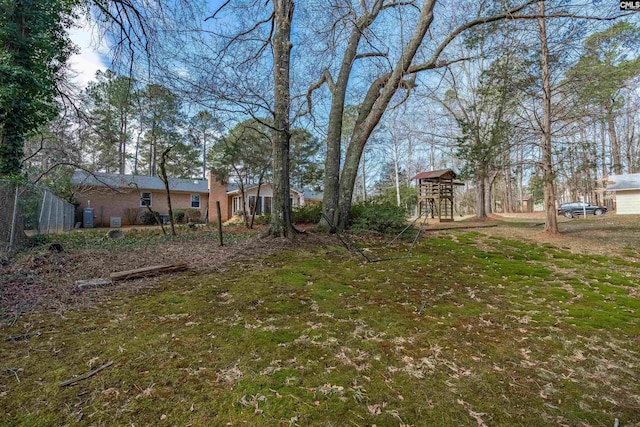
216,201,223,246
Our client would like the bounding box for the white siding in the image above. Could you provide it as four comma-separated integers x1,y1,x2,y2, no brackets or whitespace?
230,184,302,215
244,185,301,206
245,185,274,198
616,190,640,215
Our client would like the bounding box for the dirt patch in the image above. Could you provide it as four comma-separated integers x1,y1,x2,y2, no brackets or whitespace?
473,213,640,258
0,227,334,320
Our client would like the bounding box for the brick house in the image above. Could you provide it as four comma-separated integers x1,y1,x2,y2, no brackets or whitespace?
71,171,209,226
208,171,307,222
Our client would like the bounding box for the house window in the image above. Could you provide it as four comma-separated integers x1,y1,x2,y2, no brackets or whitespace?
140,192,152,207
191,194,201,208
232,196,241,215
264,197,272,215
249,196,263,215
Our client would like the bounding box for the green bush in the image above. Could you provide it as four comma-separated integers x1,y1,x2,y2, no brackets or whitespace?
349,201,410,235
140,210,161,225
30,233,52,247
377,184,418,213
185,208,202,223
292,204,322,224
253,213,271,225
173,210,185,223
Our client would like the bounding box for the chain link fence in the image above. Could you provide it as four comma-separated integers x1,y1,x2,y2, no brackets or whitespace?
1,180,76,253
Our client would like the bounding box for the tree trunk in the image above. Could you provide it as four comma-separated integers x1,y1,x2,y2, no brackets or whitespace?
159,146,176,236
538,1,558,234
625,123,634,173
407,135,413,185
119,107,127,175
250,162,269,229
239,182,248,226
202,131,207,181
321,2,385,228
600,120,607,177
484,175,493,215
590,125,600,204
475,173,486,218
337,0,437,229
134,100,143,174
393,136,401,207
605,100,622,175
361,152,367,201
150,127,157,177
503,147,513,213
268,0,295,238
517,142,523,212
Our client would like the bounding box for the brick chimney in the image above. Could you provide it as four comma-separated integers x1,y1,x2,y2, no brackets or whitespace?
208,171,230,223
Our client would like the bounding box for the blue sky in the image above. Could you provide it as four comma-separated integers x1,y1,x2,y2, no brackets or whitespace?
67,17,107,88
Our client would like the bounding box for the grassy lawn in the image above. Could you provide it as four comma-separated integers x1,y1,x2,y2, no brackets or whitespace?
1,230,639,426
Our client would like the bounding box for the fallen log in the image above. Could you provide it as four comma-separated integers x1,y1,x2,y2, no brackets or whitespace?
60,361,114,387
109,262,188,282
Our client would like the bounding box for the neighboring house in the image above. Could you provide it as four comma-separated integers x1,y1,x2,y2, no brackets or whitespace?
302,190,323,206
71,171,209,226
208,172,313,222
520,195,534,213
607,173,640,214
71,170,322,227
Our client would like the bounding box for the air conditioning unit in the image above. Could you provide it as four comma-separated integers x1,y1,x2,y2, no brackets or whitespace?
110,217,122,228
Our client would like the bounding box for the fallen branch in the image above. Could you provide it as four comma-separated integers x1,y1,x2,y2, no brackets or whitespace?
109,262,189,282
59,361,114,387
76,279,112,290
6,368,23,383
5,332,41,342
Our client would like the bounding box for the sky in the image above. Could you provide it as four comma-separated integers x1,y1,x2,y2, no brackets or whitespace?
67,19,107,88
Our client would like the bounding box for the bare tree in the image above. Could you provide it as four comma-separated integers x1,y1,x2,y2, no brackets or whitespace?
537,1,558,233
303,0,550,230
268,0,295,237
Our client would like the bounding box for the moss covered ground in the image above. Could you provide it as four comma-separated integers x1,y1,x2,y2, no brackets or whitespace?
1,230,639,426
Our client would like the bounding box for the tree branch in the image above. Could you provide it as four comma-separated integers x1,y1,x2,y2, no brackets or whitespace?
297,69,335,119
355,52,388,60
382,0,419,11
205,0,232,21
408,0,539,74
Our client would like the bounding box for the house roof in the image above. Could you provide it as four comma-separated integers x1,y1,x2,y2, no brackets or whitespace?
606,173,640,191
411,169,457,180
303,190,323,200
71,171,209,193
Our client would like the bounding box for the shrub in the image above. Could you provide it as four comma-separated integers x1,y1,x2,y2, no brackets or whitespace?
30,233,52,247
349,201,410,235
377,184,418,213
185,208,202,223
173,210,185,223
139,210,161,225
124,208,139,225
253,213,271,225
292,204,322,224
